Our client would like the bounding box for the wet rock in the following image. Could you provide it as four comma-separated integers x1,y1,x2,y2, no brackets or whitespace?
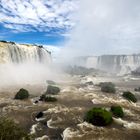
85,81,94,86
122,91,137,103
46,80,56,85
84,107,113,126
134,87,140,92
36,112,44,119
100,82,116,93
14,88,29,100
39,94,57,102
34,100,39,104
46,85,60,95
111,106,124,118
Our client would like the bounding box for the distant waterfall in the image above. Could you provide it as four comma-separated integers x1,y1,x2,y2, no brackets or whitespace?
76,54,140,75
0,41,51,64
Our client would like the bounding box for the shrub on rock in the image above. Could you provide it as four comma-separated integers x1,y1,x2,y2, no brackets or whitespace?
100,82,116,93
39,94,57,102
15,88,29,100
84,107,112,126
0,117,29,140
44,96,57,102
122,91,137,103
111,106,124,118
46,85,60,95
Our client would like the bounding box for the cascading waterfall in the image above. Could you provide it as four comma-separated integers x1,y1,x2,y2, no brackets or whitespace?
0,41,52,86
0,41,51,64
76,54,140,75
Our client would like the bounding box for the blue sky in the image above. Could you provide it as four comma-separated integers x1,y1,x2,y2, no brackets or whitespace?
0,0,77,46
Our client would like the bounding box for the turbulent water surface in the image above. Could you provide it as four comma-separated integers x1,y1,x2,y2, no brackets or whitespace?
0,73,140,140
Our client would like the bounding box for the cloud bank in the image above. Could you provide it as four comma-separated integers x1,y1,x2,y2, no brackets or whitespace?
0,0,77,34
63,0,140,58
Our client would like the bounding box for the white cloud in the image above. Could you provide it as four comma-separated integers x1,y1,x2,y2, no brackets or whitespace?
63,0,140,57
0,0,78,33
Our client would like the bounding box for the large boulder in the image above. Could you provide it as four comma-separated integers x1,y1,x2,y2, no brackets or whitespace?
100,82,116,93
46,85,60,95
111,106,124,118
84,107,113,126
122,91,137,103
14,88,29,100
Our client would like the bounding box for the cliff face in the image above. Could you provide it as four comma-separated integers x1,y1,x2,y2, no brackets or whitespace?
76,54,140,75
0,41,51,64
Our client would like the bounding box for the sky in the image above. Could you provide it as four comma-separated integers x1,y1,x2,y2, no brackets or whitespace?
62,0,140,57
0,0,77,46
0,0,140,56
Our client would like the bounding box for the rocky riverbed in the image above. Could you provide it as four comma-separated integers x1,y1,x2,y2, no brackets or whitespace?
0,74,140,140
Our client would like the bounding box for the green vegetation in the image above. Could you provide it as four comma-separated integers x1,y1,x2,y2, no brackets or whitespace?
40,94,57,102
46,85,60,95
111,106,124,118
44,96,57,102
14,88,29,100
122,91,137,103
100,82,116,93
84,107,113,126
0,117,29,140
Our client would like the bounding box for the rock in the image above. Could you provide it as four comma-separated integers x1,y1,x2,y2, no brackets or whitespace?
111,106,124,118
14,88,29,100
100,82,116,93
46,80,56,85
122,91,137,103
134,87,140,92
84,107,112,126
36,112,44,119
85,81,94,85
34,100,39,104
46,85,60,95
39,94,57,102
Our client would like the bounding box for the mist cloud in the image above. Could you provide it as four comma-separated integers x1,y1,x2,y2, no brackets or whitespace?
62,0,140,58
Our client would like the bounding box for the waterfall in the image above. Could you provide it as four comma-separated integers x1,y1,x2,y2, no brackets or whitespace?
76,54,140,75
0,41,51,64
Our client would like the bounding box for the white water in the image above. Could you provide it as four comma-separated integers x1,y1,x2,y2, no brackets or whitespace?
0,41,51,64
0,41,52,87
76,54,140,75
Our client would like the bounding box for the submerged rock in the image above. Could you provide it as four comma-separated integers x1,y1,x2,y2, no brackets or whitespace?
46,85,60,95
36,112,44,119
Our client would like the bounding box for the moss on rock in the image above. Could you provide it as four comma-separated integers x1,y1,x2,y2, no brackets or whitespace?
84,107,113,126
111,106,124,118
14,88,29,100
122,91,137,103
100,82,116,93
